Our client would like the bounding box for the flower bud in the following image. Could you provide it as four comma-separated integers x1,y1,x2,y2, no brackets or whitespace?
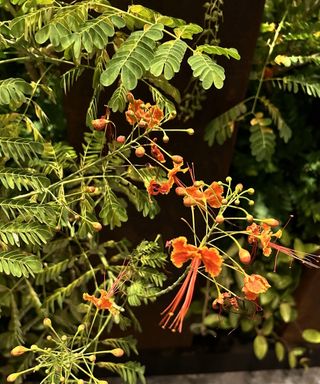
171,155,183,164
116,135,126,143
162,134,170,143
89,355,96,362
92,222,103,232
92,118,107,131
175,187,186,196
221,199,228,205
226,176,232,183
11,346,28,357
235,183,243,192
78,324,85,333
126,93,134,103
246,214,254,222
110,348,125,357
43,318,52,328
262,218,280,227
248,200,255,206
235,199,240,205
193,180,204,188
46,335,52,341
215,215,224,224
7,373,20,382
135,146,145,158
30,344,39,351
61,335,67,342
239,248,251,264
98,381,108,384
247,188,255,195
77,380,84,384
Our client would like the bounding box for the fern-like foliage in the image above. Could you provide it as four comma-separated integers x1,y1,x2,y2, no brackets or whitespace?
0,137,44,162
250,124,276,162
196,44,241,60
0,78,33,106
0,167,50,190
259,96,292,142
100,23,164,90
108,83,128,113
0,199,57,224
204,102,247,146
271,76,320,98
99,184,128,229
35,259,71,285
188,53,225,89
0,222,52,246
97,361,146,384
0,250,42,278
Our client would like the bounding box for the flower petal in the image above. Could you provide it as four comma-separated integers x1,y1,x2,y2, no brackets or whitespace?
200,246,223,277
170,236,200,268
204,182,223,208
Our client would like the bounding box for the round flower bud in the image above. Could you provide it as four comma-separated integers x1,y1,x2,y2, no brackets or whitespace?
92,222,103,232
221,199,228,205
46,335,52,341
235,199,240,205
135,146,145,158
247,188,255,195
11,346,28,357
89,355,96,362
77,380,84,384
92,118,107,131
239,248,251,264
215,215,224,224
116,135,126,143
248,200,255,206
162,134,170,143
246,214,254,223
126,93,134,103
235,183,243,192
60,377,65,382
43,318,52,328
30,344,39,351
226,176,232,183
61,335,67,342
78,324,85,333
110,348,125,357
175,187,186,196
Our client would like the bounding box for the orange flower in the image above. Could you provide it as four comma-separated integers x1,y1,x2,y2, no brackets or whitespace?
242,274,271,301
160,237,222,332
147,156,187,196
83,289,113,310
204,182,224,208
175,181,224,209
125,95,163,129
246,223,280,257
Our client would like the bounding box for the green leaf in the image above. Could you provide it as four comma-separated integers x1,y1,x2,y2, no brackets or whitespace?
97,361,146,384
249,124,276,161
0,250,42,278
279,302,292,323
0,168,50,191
196,44,240,60
0,222,52,246
302,329,320,343
174,23,203,39
259,97,292,142
0,78,33,106
204,102,246,146
150,39,187,80
100,24,164,90
253,335,268,360
262,317,274,336
271,76,320,98
108,84,128,113
188,53,225,90
99,185,128,229
275,342,285,362
0,137,44,162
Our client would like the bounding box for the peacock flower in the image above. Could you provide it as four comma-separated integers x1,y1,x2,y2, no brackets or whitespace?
242,274,271,301
160,236,223,332
125,94,163,129
151,141,166,163
83,289,113,311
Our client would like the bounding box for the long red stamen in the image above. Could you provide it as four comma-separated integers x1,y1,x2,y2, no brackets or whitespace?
160,257,201,332
270,242,320,268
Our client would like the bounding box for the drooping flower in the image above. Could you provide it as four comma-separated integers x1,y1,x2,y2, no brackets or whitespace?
160,236,223,332
242,274,271,301
151,141,165,163
246,222,282,257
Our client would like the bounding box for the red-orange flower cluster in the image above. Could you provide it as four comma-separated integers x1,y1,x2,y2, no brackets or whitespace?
246,222,281,256
160,236,223,332
83,289,113,310
147,156,186,196
125,94,164,130
242,274,271,300
175,181,224,208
